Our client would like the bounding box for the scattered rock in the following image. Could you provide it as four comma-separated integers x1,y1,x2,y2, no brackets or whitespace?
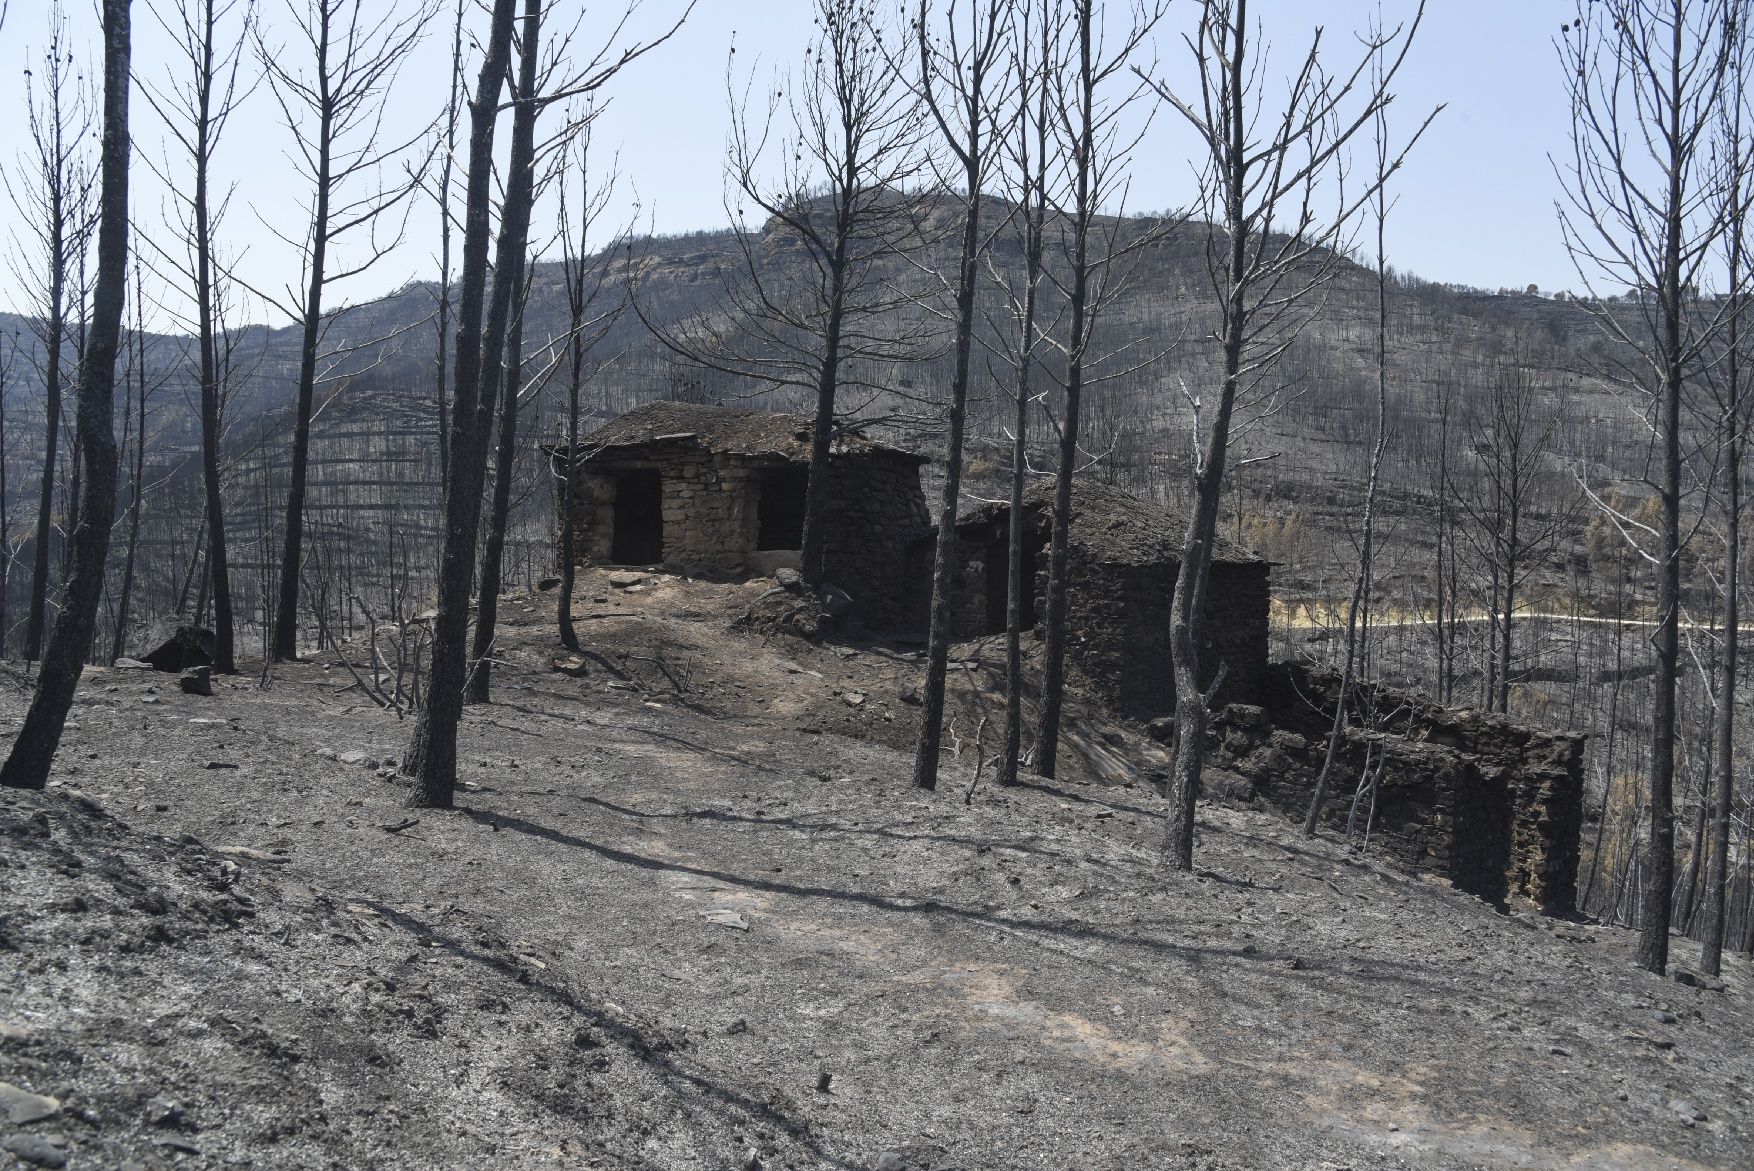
819,585,853,619
815,1070,833,1093
608,571,647,588
899,686,922,706
843,691,866,707
1669,1099,1706,1124
339,751,376,768
0,1082,61,1125
145,1096,185,1129
1146,717,1175,743
112,657,153,670
134,619,216,673
537,576,561,591
1672,969,1726,992
0,1135,66,1169
314,747,339,761
775,568,804,590
178,666,213,697
699,908,749,931
204,761,238,770
214,846,290,865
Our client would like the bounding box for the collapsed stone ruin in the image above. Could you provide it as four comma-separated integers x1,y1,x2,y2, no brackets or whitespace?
547,402,930,628
941,479,1271,716
547,403,1585,914
1209,663,1586,915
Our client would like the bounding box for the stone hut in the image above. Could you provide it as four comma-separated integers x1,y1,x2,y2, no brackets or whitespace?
547,402,930,627
942,480,1270,716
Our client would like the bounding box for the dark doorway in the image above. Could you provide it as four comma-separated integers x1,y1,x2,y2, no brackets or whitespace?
757,466,809,551
983,521,1044,635
611,469,664,564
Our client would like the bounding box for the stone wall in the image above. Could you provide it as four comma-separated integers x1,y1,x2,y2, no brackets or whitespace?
821,456,932,630
553,443,930,628
946,530,1268,717
1212,663,1585,915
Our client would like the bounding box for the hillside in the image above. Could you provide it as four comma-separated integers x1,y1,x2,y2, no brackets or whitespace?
3,572,1750,1170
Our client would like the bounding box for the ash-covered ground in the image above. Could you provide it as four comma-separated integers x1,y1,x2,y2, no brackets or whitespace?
2,571,1750,1170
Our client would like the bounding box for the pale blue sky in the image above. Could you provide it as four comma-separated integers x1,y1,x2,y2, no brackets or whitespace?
0,0,1581,325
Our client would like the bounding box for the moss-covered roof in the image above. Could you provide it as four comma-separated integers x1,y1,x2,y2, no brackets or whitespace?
962,479,1263,566
559,401,926,462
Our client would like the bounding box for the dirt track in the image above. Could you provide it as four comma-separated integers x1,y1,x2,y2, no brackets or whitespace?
3,573,1751,1170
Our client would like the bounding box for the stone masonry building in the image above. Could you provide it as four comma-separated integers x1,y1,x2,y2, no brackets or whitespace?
547,402,931,628
943,480,1271,716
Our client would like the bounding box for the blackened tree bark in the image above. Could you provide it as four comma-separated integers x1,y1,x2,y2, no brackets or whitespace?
1033,0,1164,779
911,0,1008,792
1701,12,1751,977
406,0,687,803
995,0,1058,789
635,0,923,590
1143,0,1432,869
1306,75,1400,836
1,0,131,791
110,262,150,663
464,278,525,703
261,0,432,663
401,0,519,807
1557,0,1739,975
11,11,97,664
555,126,623,653
141,0,257,673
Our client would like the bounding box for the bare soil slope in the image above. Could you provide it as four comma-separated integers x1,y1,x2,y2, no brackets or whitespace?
2,572,1750,1171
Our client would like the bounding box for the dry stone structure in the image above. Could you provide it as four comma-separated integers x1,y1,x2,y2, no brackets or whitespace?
1210,662,1586,915
547,402,930,628
942,480,1271,716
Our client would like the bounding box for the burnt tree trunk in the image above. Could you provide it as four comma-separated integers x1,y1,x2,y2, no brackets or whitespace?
402,0,523,808
1,0,130,790
195,0,235,672
270,9,335,664
465,254,529,704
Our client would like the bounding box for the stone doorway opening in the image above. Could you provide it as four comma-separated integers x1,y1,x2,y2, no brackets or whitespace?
756,466,809,551
611,468,664,564
983,524,1045,635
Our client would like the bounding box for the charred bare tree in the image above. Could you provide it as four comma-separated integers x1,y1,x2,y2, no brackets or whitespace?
1032,0,1164,779
463,0,547,707
635,0,924,589
1,0,131,791
910,0,1010,792
1455,361,1579,716
109,259,154,664
1557,0,1740,975
555,123,624,653
406,0,690,805
4,6,98,664
138,0,257,673
1141,0,1433,870
1305,53,1418,836
0,329,14,656
992,0,1060,788
259,0,434,663
1701,8,1752,978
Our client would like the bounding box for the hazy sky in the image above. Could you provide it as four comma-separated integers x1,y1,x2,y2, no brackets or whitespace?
0,0,1583,325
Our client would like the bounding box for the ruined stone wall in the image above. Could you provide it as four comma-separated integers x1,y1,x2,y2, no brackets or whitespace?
945,539,1268,717
1218,663,1585,915
554,445,930,627
822,454,932,630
